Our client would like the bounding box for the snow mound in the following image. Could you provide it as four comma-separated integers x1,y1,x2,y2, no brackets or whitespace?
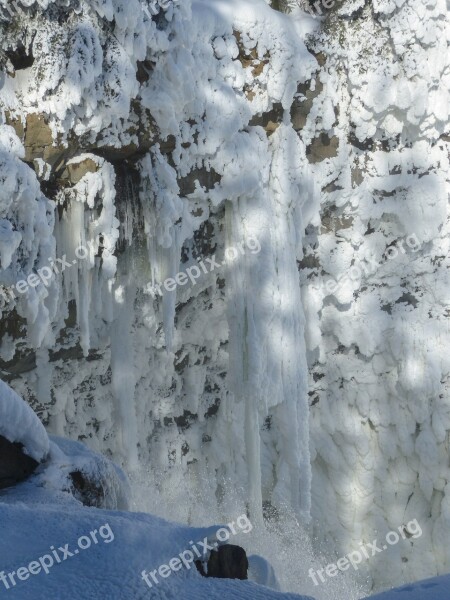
0,379,49,462
0,451,315,600
0,430,310,599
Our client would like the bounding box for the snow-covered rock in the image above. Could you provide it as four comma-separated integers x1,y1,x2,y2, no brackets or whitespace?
0,379,49,462
0,380,129,507
40,436,131,511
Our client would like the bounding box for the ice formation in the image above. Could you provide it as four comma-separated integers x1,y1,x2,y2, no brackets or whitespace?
0,0,449,595
0,0,318,522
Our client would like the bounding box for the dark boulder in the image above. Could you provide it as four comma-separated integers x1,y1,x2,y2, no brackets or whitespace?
0,434,39,489
196,544,248,580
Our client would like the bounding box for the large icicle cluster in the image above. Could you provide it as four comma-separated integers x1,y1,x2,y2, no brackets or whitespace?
0,0,318,537
0,123,56,347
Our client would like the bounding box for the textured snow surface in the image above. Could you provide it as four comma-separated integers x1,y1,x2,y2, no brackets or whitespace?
365,574,450,599
0,503,315,599
0,379,49,461
0,449,314,600
0,124,56,347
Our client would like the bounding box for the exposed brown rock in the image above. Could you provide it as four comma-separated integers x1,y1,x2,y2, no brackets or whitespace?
63,158,99,185
177,167,221,196
306,132,339,163
136,59,155,83
250,103,283,136
5,42,34,72
23,113,66,166
291,78,324,132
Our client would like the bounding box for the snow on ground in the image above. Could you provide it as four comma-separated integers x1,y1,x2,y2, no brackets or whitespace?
365,574,450,599
0,450,315,600
0,501,314,599
0,385,313,600
0,448,448,600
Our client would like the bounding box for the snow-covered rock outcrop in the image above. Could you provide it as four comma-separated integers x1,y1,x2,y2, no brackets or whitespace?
0,378,49,462
0,379,130,507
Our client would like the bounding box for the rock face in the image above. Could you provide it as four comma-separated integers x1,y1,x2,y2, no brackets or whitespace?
0,434,39,489
196,545,249,580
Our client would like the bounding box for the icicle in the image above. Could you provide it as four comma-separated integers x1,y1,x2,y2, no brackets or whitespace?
225,122,318,522
110,248,139,470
